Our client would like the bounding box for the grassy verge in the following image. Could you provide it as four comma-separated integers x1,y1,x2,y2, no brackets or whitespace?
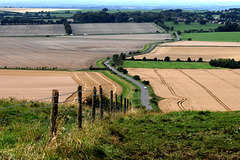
123,61,221,69
2,101,240,159
180,32,240,42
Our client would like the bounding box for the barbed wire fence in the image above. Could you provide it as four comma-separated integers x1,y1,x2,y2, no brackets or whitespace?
0,85,132,157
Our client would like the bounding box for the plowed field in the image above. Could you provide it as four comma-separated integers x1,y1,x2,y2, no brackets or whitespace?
71,23,163,35
127,68,240,112
0,70,122,102
0,25,65,36
0,37,157,70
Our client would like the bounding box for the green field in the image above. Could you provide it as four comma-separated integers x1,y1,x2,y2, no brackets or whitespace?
1,99,240,159
181,32,240,42
123,61,220,69
165,21,221,32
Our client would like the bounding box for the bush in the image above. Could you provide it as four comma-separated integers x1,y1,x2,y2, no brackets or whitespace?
176,58,181,62
133,75,141,80
123,69,128,74
164,56,171,61
142,57,147,61
197,57,203,62
143,80,150,85
117,67,124,72
187,57,192,62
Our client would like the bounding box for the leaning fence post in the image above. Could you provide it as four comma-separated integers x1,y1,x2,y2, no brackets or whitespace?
124,98,126,113
78,86,82,130
120,95,123,112
99,85,103,118
115,94,117,112
92,87,96,123
110,90,113,113
49,89,59,141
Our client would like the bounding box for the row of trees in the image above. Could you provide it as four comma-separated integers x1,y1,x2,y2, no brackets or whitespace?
209,58,240,69
128,56,203,62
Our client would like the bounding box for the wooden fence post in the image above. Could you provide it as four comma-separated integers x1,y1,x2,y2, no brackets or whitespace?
124,98,126,113
92,87,96,123
120,95,123,112
99,85,103,118
110,90,113,113
78,86,82,130
49,89,59,141
115,94,117,112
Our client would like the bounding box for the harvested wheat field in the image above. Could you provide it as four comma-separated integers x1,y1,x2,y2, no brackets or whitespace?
0,25,65,36
0,37,158,70
160,41,240,47
71,23,162,35
135,46,240,61
127,68,240,112
0,70,122,102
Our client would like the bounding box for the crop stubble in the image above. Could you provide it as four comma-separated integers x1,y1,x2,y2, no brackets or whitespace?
0,70,122,102
127,68,240,112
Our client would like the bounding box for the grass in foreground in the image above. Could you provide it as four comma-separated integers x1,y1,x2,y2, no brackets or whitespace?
123,61,221,69
1,99,240,159
181,32,240,42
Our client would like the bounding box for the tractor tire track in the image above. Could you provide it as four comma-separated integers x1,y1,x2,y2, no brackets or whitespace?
204,70,240,90
179,70,231,111
154,70,187,111
229,70,240,76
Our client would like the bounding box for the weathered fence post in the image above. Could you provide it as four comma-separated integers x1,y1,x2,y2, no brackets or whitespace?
115,94,117,112
49,89,59,141
124,98,126,113
99,85,103,118
92,87,96,123
110,90,113,113
127,99,129,111
78,86,82,130
120,95,123,112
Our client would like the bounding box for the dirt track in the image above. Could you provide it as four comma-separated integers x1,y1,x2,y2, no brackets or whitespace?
0,70,122,102
127,68,240,112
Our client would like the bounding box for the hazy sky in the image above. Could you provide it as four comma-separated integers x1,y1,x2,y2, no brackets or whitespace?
1,0,240,7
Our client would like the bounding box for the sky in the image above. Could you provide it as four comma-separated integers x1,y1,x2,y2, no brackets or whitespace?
1,0,240,8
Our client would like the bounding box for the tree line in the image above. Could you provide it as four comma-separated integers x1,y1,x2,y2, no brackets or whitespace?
209,58,240,69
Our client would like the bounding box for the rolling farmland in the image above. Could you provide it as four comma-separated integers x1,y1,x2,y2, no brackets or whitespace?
127,68,240,112
71,23,162,35
135,41,240,61
0,70,122,101
0,36,163,70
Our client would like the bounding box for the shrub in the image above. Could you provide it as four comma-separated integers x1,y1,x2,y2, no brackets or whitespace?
187,57,192,62
117,67,124,72
164,56,171,61
123,69,128,74
143,80,150,85
176,58,181,62
133,75,141,80
142,57,147,61
197,57,203,62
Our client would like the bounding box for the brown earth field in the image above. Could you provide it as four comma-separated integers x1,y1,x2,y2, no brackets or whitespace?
127,68,240,112
0,36,164,70
135,46,240,61
0,70,122,102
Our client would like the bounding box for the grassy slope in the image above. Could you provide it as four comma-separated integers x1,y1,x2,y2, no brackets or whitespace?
165,21,221,32
181,32,240,42
2,101,240,159
123,61,220,69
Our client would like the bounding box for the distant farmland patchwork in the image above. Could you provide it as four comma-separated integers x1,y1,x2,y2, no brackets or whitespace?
0,25,66,36
128,68,240,112
71,23,162,35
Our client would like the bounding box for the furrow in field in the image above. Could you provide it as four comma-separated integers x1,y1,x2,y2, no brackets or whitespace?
179,70,232,111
